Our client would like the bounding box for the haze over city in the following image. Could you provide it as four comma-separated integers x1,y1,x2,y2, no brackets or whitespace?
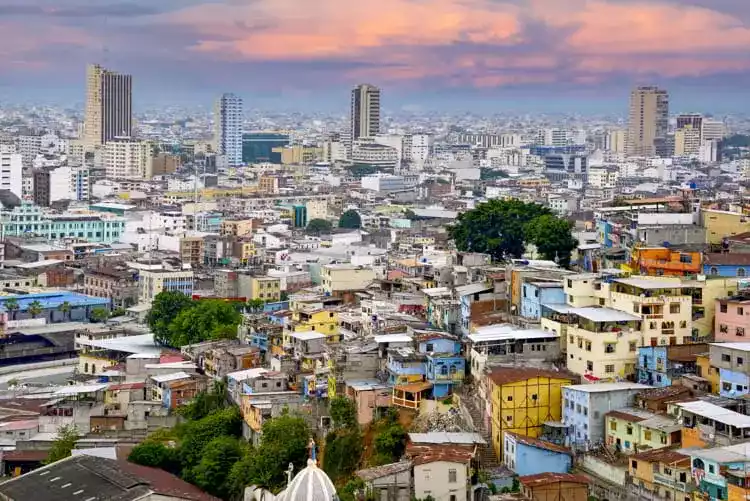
1,0,750,111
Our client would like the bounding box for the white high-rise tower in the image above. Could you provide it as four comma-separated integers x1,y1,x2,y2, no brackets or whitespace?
214,93,243,166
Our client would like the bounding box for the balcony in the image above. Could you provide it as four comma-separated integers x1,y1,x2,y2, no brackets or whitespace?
431,371,465,382
653,473,694,492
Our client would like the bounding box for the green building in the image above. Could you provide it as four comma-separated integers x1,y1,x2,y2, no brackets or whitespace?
0,202,126,243
242,132,290,164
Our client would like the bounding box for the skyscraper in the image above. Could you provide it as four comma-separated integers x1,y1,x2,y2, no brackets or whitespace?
626,86,669,157
350,84,381,141
83,64,133,150
214,93,244,166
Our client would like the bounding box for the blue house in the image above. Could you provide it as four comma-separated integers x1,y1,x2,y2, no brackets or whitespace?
455,283,494,336
414,332,464,398
704,253,750,278
503,432,572,476
521,280,565,320
637,345,705,387
386,349,426,385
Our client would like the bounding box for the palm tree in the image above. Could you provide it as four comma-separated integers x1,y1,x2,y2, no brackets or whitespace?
4,298,19,321
58,301,72,321
28,301,43,319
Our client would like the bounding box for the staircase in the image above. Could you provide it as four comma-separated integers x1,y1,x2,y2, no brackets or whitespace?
459,387,500,469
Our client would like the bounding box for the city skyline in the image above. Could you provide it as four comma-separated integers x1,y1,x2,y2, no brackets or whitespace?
1,0,750,112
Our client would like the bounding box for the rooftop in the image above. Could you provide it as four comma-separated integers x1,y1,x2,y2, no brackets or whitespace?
613,277,690,290
519,472,589,488
710,342,750,352
468,325,559,343
564,382,652,393
677,401,750,428
489,368,576,387
569,307,641,322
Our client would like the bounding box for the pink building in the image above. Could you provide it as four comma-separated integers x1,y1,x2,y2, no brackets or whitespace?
715,296,750,342
345,381,392,425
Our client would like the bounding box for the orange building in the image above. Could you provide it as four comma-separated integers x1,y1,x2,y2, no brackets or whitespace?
630,246,701,277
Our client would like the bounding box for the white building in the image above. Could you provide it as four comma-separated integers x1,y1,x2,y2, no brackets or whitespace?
403,134,431,169
214,93,243,166
361,173,419,192
605,129,626,153
588,167,619,188
0,145,23,198
699,140,720,164
702,119,726,141
102,138,150,179
351,140,399,169
540,128,570,147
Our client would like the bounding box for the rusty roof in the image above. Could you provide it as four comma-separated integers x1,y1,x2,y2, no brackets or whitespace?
504,432,571,455
406,443,475,466
519,472,589,488
487,367,577,387
631,448,690,465
356,460,413,481
394,381,433,393
637,386,692,401
605,410,648,423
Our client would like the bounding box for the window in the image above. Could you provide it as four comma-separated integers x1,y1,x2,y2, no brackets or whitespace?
507,395,513,402
722,354,731,362
586,341,592,352
632,460,638,469
721,304,728,313
587,361,593,371
740,307,745,316
720,324,729,334
599,298,606,306
506,415,513,422
634,304,639,313
670,304,680,314
739,357,745,366
710,267,719,276
605,364,615,374
426,343,434,352
567,280,573,288
738,327,746,337
610,420,617,431
531,394,538,401
448,469,457,483
629,342,637,352
723,382,732,392
740,268,747,278
576,404,581,413
605,343,616,354
626,426,633,435
644,430,652,441
680,254,692,264
709,465,715,474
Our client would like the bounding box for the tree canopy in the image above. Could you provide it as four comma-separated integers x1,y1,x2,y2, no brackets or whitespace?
146,292,241,347
338,210,362,229
449,199,578,266
146,291,195,345
306,218,333,235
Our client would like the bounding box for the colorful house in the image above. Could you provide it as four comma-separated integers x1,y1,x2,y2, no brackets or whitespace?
705,253,750,278
604,408,681,453
696,353,721,394
690,443,750,501
628,448,693,501
631,246,701,277
415,331,464,398
678,401,750,448
715,294,750,342
520,280,565,321
488,368,576,460
636,344,706,387
502,432,572,476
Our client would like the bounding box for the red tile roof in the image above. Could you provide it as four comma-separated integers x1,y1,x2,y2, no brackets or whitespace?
406,443,475,466
519,472,589,488
108,382,146,391
118,461,220,501
2,450,48,462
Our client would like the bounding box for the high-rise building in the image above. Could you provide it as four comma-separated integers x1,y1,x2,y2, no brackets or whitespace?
83,64,133,150
626,86,669,157
0,145,22,198
102,138,150,179
350,84,381,141
214,93,243,166
605,129,626,153
676,113,703,132
702,119,727,141
674,125,702,156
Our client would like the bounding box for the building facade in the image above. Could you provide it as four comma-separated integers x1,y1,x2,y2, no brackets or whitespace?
214,93,243,166
626,86,669,157
83,64,133,150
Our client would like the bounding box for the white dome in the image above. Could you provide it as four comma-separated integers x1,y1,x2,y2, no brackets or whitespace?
281,459,338,501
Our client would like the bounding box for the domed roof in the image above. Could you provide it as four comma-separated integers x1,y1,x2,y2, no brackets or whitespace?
277,459,338,501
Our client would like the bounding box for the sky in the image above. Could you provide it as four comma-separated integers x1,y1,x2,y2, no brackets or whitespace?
1,0,750,113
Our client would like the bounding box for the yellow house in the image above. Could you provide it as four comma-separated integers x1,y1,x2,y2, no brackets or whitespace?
703,208,750,244
221,219,254,237
250,276,281,302
291,308,340,341
235,241,257,264
691,277,738,338
628,449,692,500
320,264,376,295
78,353,117,376
488,368,575,460
696,353,720,394
605,408,681,453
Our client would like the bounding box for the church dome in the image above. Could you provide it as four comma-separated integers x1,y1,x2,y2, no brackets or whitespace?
276,459,338,501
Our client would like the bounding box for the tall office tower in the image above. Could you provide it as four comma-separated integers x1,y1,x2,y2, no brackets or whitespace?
626,86,669,157
214,93,244,166
83,64,133,150
350,84,381,141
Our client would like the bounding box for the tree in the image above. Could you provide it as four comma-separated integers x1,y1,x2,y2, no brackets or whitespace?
45,425,80,464
280,291,289,302
246,298,265,313
58,301,72,321
372,422,407,465
27,300,43,319
168,300,241,347
323,429,363,484
524,214,579,268
4,298,19,321
128,441,178,472
146,291,195,346
306,218,333,235
190,436,243,499
338,210,362,229
178,407,243,472
89,307,110,323
177,380,228,421
449,199,552,261
329,396,358,430
111,307,128,317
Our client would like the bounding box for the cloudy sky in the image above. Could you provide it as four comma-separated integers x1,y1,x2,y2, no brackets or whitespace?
1,0,750,112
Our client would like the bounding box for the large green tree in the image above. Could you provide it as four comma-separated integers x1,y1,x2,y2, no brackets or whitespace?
179,407,243,472
306,218,333,235
524,214,579,267
168,300,242,347
329,396,358,430
449,199,551,261
338,210,362,229
190,436,243,499
128,441,179,473
146,291,195,346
